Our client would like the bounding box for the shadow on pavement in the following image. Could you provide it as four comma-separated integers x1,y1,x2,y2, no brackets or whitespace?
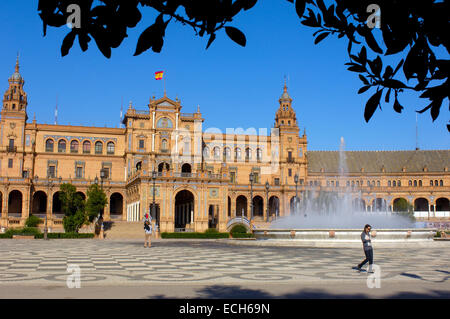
162,285,450,299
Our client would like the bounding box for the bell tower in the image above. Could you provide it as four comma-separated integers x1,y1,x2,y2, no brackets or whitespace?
275,83,298,131
1,55,29,178
274,82,307,188
2,54,28,115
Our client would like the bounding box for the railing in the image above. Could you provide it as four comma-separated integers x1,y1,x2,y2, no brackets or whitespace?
6,146,17,152
180,113,195,117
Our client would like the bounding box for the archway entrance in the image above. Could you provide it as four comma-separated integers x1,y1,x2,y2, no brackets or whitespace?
252,196,263,218
236,195,247,218
436,198,449,211
414,198,429,211
52,192,63,218
269,196,280,219
8,190,22,217
110,193,124,220
32,191,47,217
174,190,194,231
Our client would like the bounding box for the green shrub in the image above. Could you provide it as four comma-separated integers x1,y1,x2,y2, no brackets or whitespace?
230,224,247,235
35,232,95,239
1,227,41,238
204,228,219,234
161,232,229,239
25,215,43,227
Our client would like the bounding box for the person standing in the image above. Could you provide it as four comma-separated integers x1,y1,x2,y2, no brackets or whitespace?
357,224,374,273
144,219,152,248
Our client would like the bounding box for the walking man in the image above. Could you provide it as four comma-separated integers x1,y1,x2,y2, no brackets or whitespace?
357,224,374,273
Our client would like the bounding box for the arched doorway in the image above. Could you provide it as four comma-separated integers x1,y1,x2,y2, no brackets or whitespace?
181,163,191,174
393,198,409,212
236,195,247,218
269,196,280,219
435,198,449,211
252,196,263,218
414,198,429,211
110,193,124,220
52,192,63,217
174,190,194,230
158,162,170,172
32,191,47,217
373,198,387,212
8,190,22,217
208,205,219,229
352,198,366,211
228,196,231,217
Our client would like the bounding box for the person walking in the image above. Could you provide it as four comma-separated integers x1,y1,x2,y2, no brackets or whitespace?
144,219,152,248
357,224,374,273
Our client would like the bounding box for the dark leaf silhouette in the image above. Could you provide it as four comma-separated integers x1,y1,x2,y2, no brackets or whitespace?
314,31,330,44
37,0,449,125
225,26,246,47
364,89,383,122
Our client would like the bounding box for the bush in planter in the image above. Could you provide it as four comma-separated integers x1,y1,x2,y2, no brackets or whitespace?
204,228,219,234
25,215,43,228
35,232,95,239
3,227,41,238
230,224,247,235
161,232,229,239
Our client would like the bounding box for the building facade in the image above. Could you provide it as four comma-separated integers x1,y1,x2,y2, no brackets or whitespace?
1,59,449,231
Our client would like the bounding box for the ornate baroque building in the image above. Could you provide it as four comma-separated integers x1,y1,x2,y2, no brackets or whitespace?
1,59,449,231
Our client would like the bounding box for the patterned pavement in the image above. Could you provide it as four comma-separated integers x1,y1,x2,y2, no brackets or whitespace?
0,239,449,290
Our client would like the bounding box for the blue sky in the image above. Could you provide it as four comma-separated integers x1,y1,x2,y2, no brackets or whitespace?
0,0,448,151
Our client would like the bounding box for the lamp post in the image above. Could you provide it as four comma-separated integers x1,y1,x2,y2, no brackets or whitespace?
294,174,299,214
249,172,254,221
265,181,270,222
152,170,157,227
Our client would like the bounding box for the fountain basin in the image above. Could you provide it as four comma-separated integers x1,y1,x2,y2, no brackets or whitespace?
254,228,436,241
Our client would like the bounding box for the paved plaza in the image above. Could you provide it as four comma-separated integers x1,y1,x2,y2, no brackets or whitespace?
0,239,449,298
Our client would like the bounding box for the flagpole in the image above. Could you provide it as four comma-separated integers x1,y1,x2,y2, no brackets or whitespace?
164,71,166,97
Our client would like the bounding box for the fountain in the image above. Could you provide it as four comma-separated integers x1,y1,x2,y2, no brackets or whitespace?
254,137,436,242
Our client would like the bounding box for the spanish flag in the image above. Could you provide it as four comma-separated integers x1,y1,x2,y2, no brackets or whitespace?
155,71,164,80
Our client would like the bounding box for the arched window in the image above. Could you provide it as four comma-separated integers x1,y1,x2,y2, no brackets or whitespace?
408,180,412,186
245,148,251,160
45,139,54,152
435,180,438,186
161,139,168,151
95,141,103,154
234,148,241,160
377,180,380,187
346,181,350,187
419,180,422,187
224,147,231,159
203,146,210,158
58,140,66,153
393,180,396,187
83,141,91,154
430,180,434,186
440,180,443,186
107,142,115,154
388,181,391,187
213,147,220,159
256,148,262,161
398,180,401,187
414,180,417,187
70,140,79,153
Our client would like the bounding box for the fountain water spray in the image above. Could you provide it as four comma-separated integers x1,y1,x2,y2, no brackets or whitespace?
271,137,419,229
